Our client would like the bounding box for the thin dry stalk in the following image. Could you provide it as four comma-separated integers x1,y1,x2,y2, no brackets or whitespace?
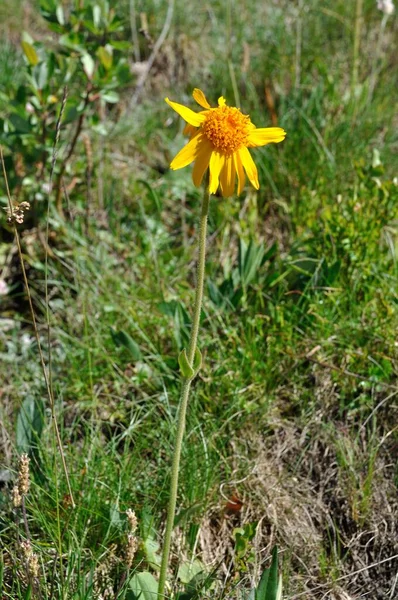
55,84,91,211
45,86,68,415
130,0,175,106
0,147,75,508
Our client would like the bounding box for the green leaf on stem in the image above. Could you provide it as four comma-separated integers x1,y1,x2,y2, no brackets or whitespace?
178,349,194,379
127,572,158,600
16,396,45,454
192,347,202,375
81,52,95,79
97,46,113,70
255,546,281,600
21,41,39,66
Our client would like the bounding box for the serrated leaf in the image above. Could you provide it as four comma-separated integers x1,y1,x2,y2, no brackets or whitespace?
16,396,45,454
178,349,194,379
110,328,142,361
21,41,39,66
127,571,158,600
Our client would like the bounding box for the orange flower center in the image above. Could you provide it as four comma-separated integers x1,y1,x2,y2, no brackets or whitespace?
202,106,252,155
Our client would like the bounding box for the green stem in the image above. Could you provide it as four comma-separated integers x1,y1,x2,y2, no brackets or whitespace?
158,186,210,598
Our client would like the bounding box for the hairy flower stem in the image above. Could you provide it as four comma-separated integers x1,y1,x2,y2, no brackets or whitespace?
158,187,210,597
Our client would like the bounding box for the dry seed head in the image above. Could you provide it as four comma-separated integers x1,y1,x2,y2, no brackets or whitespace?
126,509,138,533
12,485,22,508
18,453,30,496
28,553,39,578
5,201,31,224
21,540,33,559
125,532,138,569
20,540,39,578
93,552,117,600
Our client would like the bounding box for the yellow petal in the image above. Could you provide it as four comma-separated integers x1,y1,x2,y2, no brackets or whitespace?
208,151,225,194
165,98,206,126
218,96,226,107
192,88,211,109
192,139,213,187
219,154,236,197
247,127,286,147
233,152,246,195
170,132,204,170
238,147,259,190
183,123,198,138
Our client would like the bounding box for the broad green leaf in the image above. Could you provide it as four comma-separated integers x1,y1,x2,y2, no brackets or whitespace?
142,536,161,570
16,396,45,454
97,46,113,70
239,238,265,287
265,546,279,600
192,347,202,374
276,575,283,600
256,546,279,600
21,41,39,66
178,349,194,379
110,502,122,530
174,502,202,527
100,90,120,104
110,328,142,361
35,62,49,90
93,4,101,28
24,584,32,600
81,52,95,79
109,40,132,50
56,4,65,25
8,114,32,134
177,559,205,584
127,572,158,600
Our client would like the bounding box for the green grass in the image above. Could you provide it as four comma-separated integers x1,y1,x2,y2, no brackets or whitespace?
1,0,398,598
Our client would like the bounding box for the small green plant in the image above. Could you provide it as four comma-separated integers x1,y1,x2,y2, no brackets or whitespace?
251,547,282,600
0,0,131,218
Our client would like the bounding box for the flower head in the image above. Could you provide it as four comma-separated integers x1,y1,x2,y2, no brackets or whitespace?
165,89,286,197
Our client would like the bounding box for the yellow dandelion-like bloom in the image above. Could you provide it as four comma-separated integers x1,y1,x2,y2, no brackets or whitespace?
165,88,286,197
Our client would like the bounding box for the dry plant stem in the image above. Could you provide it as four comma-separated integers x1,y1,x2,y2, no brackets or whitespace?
129,0,141,62
158,187,210,597
351,0,363,96
0,148,75,509
130,0,175,106
46,87,68,415
55,85,91,212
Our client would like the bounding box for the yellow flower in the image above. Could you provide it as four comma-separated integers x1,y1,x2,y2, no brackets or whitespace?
165,88,286,197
